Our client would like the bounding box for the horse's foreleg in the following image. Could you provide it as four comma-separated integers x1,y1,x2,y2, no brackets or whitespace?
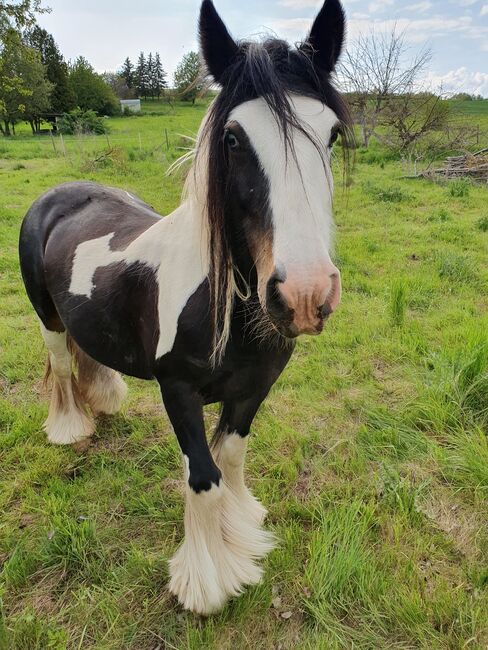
159,380,273,615
40,324,94,445
211,397,269,525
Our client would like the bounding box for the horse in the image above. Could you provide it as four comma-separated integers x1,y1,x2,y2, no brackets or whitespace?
19,0,351,615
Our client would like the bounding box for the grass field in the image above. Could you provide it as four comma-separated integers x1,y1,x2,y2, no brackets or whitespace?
1,99,488,649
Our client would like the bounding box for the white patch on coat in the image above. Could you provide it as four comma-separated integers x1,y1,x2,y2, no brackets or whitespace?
68,203,209,359
229,94,338,286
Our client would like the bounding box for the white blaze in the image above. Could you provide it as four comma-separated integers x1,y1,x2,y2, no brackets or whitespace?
229,94,337,287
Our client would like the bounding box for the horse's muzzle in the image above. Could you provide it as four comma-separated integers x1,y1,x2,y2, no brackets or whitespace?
265,264,341,337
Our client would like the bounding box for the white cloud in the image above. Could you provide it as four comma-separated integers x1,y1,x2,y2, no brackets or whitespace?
424,68,488,96
458,0,479,5
404,2,432,12
278,0,322,7
480,4,488,14
368,0,394,13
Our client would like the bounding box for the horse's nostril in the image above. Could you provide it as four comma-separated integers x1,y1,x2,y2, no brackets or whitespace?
319,302,333,319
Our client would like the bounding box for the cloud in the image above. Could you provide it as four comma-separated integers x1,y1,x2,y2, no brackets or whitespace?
368,0,394,13
481,4,488,14
404,1,432,12
424,67,488,96
278,0,322,7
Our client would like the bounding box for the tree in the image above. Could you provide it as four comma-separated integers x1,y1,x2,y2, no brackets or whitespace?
0,30,52,134
102,71,133,99
0,0,49,37
338,29,431,147
173,51,202,104
69,56,118,115
120,56,134,89
25,25,76,113
153,52,167,100
135,51,148,99
146,52,154,98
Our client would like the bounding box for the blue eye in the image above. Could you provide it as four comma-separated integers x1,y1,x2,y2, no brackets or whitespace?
225,131,240,150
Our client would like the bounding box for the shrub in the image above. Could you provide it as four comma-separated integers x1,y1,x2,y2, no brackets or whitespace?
58,108,107,135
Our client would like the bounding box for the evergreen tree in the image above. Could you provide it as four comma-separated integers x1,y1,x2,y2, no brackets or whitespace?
25,26,76,113
121,56,134,89
174,51,202,104
154,52,167,100
146,52,154,99
135,51,148,99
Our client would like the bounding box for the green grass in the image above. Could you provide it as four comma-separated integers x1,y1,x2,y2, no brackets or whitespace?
1,102,488,649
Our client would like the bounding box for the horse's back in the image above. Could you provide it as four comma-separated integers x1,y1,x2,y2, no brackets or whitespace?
20,181,161,378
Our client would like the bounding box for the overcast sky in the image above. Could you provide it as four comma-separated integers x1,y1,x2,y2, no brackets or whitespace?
37,0,488,96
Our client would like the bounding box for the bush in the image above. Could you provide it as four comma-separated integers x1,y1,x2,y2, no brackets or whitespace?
58,108,107,135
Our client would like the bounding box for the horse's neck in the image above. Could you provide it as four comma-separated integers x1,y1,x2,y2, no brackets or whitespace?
132,199,209,270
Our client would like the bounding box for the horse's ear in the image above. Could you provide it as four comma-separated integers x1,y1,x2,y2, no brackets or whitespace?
199,0,238,84
302,0,346,73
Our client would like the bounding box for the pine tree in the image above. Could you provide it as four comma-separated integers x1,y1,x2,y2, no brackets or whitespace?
154,52,167,100
146,52,155,99
121,57,134,89
25,26,76,114
135,51,148,99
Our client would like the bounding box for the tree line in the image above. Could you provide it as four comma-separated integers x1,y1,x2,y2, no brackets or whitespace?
0,1,204,136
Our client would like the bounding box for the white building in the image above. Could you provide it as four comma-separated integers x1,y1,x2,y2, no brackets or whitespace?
120,99,141,114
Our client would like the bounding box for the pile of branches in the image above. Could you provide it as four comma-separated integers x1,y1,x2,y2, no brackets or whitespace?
414,148,488,183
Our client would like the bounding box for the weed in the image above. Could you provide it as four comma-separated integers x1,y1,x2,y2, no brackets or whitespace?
448,179,471,198
435,250,476,284
476,215,488,232
363,181,409,202
390,279,406,327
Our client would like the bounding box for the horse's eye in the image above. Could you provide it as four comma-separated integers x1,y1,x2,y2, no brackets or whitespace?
329,130,339,148
225,131,240,150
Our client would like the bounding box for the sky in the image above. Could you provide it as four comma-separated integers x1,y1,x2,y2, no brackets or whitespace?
37,0,488,96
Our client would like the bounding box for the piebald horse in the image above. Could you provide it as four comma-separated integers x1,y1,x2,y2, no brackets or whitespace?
19,0,351,615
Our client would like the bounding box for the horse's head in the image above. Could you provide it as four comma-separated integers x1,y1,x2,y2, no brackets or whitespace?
197,0,351,350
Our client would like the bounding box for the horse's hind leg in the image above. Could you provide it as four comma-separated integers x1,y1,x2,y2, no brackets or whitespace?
40,324,94,445
74,345,127,416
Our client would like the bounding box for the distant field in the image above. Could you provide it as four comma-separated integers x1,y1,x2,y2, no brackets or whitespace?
1,102,488,649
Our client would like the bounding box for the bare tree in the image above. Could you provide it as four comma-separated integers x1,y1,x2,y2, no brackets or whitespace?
338,28,431,147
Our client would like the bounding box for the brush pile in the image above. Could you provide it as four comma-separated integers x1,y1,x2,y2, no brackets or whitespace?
418,148,488,183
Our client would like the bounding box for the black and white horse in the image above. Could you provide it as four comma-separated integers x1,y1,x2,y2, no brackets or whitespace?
19,0,351,615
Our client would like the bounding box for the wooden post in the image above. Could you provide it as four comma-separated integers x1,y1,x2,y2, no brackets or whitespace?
165,128,169,150
50,130,57,155
60,132,66,157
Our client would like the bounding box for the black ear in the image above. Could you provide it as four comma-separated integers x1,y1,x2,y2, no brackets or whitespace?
199,0,238,84
303,0,346,73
